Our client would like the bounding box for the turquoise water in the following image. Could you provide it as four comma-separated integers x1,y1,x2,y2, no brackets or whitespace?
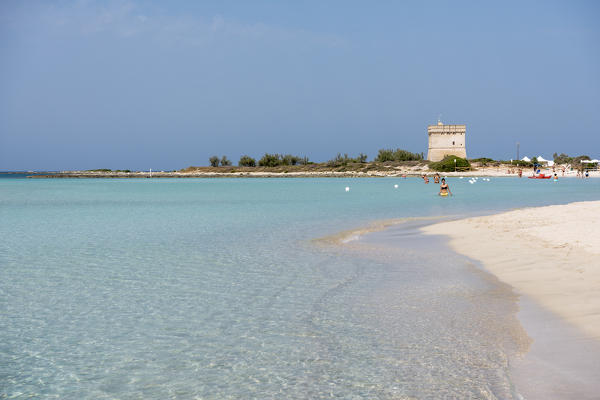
1,177,599,399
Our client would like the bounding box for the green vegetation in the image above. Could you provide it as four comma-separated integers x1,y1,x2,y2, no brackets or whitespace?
258,153,281,167
507,159,533,167
220,156,232,166
552,153,591,165
258,153,308,167
86,168,131,172
327,153,368,167
374,149,423,162
553,153,571,164
209,156,220,167
469,157,495,166
238,155,256,167
572,155,590,165
430,156,470,172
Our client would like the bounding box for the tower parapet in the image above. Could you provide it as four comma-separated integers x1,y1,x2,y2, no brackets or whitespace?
427,120,467,162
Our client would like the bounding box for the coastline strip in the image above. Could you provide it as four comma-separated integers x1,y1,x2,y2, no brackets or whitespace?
421,200,600,340
313,216,449,245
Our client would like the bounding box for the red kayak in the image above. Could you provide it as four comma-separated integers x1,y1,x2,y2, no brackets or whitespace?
528,173,552,179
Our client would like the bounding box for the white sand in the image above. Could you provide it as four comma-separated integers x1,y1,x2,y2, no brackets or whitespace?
422,201,600,339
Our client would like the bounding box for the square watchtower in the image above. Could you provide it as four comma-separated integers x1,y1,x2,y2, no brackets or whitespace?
427,120,467,162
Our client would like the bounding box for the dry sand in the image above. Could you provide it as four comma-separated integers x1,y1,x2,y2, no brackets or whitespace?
422,201,600,340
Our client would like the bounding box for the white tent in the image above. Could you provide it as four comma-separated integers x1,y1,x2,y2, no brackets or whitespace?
521,156,531,162
537,156,549,162
581,160,595,163
591,159,599,163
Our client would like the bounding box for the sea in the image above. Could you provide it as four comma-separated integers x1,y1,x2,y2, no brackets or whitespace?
1,175,599,399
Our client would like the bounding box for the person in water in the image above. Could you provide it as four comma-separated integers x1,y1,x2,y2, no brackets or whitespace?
433,173,440,184
439,178,452,196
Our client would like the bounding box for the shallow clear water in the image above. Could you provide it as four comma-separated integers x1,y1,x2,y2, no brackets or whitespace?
1,177,599,399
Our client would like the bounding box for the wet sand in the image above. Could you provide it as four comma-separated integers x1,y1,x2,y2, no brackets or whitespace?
422,201,600,398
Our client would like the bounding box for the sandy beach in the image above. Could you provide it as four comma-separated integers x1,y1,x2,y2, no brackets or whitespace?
422,201,600,398
422,201,600,339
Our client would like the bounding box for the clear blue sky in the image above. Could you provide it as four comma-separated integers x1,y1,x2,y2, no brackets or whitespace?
1,0,599,170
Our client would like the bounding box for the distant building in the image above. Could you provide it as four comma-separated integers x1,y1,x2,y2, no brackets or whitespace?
427,120,467,162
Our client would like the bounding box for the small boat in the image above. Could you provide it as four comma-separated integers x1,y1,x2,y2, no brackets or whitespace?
528,173,552,179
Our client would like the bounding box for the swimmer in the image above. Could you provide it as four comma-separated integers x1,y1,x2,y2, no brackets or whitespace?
438,178,452,196
433,173,440,184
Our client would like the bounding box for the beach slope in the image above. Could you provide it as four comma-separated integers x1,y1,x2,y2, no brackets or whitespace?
422,201,600,339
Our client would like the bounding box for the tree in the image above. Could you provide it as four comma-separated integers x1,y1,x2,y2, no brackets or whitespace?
375,148,422,162
209,156,220,167
238,155,256,167
430,156,470,172
281,154,300,166
572,155,590,165
220,156,232,166
375,149,394,162
553,153,572,164
258,153,282,167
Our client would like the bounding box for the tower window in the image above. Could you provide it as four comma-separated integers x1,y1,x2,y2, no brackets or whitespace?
452,141,455,145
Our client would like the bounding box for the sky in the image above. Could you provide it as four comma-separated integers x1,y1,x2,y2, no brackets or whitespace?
1,0,599,170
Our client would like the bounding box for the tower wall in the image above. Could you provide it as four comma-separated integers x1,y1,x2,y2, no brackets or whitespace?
427,123,467,162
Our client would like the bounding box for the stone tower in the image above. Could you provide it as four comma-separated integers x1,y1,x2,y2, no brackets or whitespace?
427,120,467,162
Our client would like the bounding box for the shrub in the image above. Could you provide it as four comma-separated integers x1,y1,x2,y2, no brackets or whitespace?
327,153,369,167
470,157,495,165
508,160,532,167
572,155,590,165
281,154,300,166
298,156,310,165
209,156,220,167
87,169,112,172
238,155,256,167
258,153,282,167
375,148,423,162
553,153,572,164
430,156,470,172
375,149,394,162
220,156,232,166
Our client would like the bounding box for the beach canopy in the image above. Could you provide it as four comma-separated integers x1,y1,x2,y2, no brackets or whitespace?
521,156,531,162
591,159,599,163
537,156,549,162
581,160,595,163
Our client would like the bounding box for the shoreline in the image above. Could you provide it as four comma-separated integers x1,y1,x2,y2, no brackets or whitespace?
421,201,600,398
421,200,600,339
16,165,600,179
